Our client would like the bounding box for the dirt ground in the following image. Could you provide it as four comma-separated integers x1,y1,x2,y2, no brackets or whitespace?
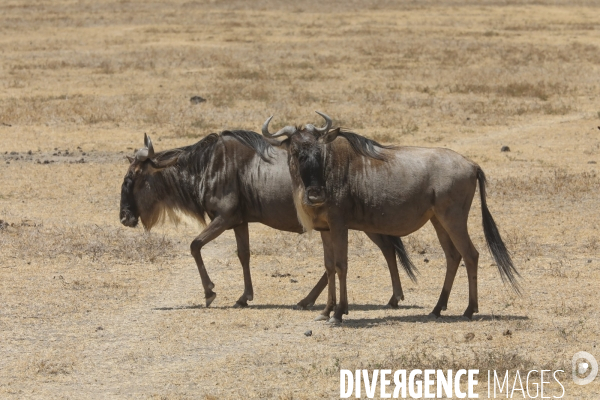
1,0,600,398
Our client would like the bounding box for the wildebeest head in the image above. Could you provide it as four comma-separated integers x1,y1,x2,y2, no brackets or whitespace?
262,111,338,207
119,133,179,229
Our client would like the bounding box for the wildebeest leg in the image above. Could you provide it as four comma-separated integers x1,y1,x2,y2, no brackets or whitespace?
314,231,336,320
430,217,462,318
298,232,403,310
190,216,230,307
366,233,404,308
296,272,328,310
436,215,480,319
233,223,253,308
329,225,349,324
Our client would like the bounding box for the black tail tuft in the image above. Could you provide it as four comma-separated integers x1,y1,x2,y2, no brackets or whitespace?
477,167,522,294
389,236,418,282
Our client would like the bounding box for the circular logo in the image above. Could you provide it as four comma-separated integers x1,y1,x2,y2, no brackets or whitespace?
572,351,598,385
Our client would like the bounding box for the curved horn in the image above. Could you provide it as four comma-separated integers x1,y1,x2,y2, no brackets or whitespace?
144,133,155,158
314,111,332,134
262,115,296,138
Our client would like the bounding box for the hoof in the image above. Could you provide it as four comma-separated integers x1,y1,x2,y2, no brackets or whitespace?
294,303,309,310
233,301,248,308
430,307,442,318
327,317,342,325
463,306,477,320
385,302,399,309
205,293,216,307
314,314,329,321
427,312,440,320
461,315,473,321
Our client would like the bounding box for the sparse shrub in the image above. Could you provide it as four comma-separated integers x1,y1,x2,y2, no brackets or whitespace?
36,359,73,375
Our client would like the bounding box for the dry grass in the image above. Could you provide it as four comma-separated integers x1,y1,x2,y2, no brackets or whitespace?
1,0,600,398
0,221,177,263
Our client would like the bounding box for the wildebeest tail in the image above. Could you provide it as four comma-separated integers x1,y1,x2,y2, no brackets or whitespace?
477,167,521,294
389,236,418,282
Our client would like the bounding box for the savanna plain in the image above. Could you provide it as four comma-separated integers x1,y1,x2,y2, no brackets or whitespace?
1,0,600,398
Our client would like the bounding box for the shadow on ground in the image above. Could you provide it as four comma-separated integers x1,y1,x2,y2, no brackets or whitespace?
152,303,425,311
339,313,529,328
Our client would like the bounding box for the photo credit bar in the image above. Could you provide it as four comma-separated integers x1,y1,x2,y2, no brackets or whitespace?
340,369,479,399
339,368,570,399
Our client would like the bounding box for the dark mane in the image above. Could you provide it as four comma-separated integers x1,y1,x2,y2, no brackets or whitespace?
151,133,220,175
143,131,274,229
222,130,273,161
152,130,272,173
141,134,220,229
336,129,397,161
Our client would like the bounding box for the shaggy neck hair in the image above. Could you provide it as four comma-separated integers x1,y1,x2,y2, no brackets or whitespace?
141,130,272,230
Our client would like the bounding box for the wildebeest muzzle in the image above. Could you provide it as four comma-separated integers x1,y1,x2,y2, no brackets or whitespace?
305,186,326,205
119,176,139,227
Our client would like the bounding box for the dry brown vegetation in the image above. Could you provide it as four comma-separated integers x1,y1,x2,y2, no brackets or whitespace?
1,0,600,398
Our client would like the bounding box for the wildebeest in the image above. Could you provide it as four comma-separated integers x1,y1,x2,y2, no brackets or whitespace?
262,112,520,323
119,131,417,309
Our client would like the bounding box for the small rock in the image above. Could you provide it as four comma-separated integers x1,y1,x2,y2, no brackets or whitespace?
96,326,104,332
501,146,510,152
190,96,206,104
486,335,493,340
503,329,512,337
588,161,596,164
464,332,475,342
290,278,298,283
304,330,312,337
588,259,592,263
27,150,32,155
423,258,429,263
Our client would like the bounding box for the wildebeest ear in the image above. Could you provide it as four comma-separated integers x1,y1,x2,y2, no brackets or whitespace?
148,155,180,172
320,127,340,144
144,133,155,157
